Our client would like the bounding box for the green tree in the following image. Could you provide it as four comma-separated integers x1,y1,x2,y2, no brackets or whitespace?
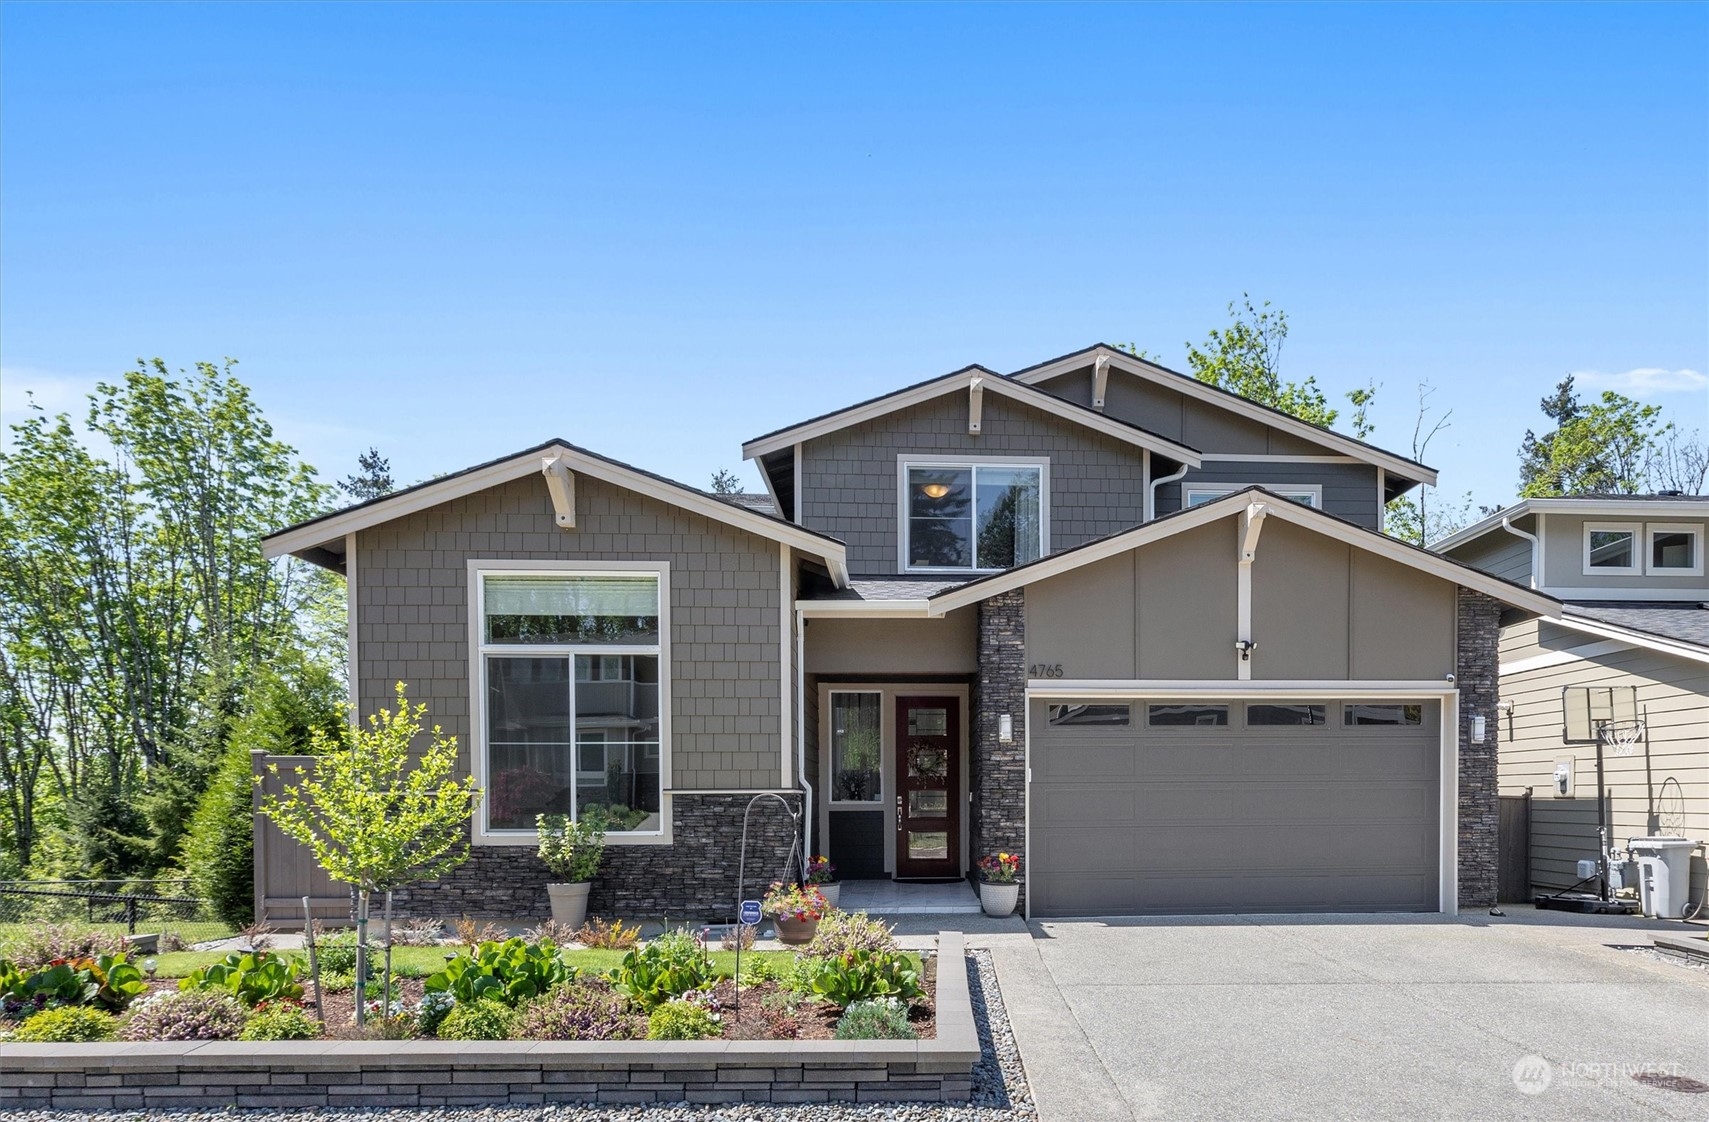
709,468,744,495
339,447,395,501
258,682,476,1021
1518,377,1665,496
1184,296,1375,431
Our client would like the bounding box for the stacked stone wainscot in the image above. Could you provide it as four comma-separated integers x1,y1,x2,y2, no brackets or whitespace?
1456,586,1502,910
973,590,1027,910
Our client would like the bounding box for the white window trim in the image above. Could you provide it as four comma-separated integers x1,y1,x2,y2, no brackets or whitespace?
1582,522,1641,577
896,455,1050,574
825,689,885,809
1184,482,1322,509
1644,522,1705,577
467,559,673,847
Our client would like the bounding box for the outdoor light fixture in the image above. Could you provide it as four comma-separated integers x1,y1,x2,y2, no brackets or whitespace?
998,714,1013,743
921,482,951,500
143,958,157,979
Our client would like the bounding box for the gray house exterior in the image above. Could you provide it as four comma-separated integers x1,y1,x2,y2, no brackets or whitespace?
262,344,1557,921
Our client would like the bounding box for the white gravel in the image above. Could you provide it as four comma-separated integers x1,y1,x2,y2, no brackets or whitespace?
3,951,1033,1122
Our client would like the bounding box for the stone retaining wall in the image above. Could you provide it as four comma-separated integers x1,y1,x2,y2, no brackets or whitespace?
1,936,977,1110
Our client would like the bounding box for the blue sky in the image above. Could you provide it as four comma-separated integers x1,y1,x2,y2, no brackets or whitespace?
3,2,1705,512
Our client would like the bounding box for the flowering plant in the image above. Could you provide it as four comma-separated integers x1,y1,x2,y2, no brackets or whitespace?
805,855,838,885
762,881,828,922
977,852,1021,884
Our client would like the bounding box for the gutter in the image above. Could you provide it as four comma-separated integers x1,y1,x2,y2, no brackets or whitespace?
1146,461,1192,521
795,609,813,867
1500,515,1541,590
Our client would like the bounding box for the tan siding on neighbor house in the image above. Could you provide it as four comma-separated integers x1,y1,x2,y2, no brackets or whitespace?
1496,617,1708,901
353,472,784,794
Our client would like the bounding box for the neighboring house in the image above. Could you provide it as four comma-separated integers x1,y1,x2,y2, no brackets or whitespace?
1434,495,1709,907
262,344,1555,921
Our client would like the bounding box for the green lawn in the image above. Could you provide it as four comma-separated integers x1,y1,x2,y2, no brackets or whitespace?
147,946,822,979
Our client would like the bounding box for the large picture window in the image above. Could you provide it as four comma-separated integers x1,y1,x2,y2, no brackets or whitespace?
477,569,665,838
903,460,1045,571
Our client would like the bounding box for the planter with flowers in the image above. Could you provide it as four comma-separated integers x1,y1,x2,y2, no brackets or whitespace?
536,808,610,930
761,881,828,945
805,855,840,909
977,852,1021,917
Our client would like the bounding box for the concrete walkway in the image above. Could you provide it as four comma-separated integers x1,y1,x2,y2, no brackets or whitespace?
985,907,1709,1122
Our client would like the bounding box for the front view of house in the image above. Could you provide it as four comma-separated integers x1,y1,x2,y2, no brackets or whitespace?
262,345,1557,920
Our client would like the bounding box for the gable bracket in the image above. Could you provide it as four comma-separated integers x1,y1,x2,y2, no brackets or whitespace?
1236,500,1269,679
1092,353,1110,411
968,375,984,435
541,454,577,529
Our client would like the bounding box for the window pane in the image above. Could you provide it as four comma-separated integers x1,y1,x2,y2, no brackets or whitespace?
1184,490,1221,507
830,693,882,802
1248,704,1328,726
974,466,1043,567
1652,531,1695,570
1047,704,1131,727
1344,703,1423,727
486,575,659,644
486,657,575,830
1148,703,1229,727
1587,531,1634,569
908,468,973,567
574,654,661,830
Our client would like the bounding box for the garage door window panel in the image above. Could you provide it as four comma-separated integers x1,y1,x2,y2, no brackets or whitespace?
1247,703,1329,727
1147,703,1229,727
1344,703,1423,727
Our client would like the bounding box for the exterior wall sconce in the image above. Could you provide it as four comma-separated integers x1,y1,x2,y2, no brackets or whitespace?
998,714,1013,743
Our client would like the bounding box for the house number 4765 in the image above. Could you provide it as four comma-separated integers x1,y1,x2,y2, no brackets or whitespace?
1029,664,1064,678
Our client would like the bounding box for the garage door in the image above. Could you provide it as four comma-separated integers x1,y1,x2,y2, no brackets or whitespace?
1029,698,1440,916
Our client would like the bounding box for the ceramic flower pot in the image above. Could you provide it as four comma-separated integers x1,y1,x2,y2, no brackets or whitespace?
547,882,591,930
980,880,1020,918
771,915,820,945
813,882,841,909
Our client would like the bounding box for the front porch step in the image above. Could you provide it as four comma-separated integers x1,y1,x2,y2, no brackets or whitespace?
834,879,984,916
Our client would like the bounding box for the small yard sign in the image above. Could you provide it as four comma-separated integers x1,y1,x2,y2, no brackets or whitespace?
740,899,761,925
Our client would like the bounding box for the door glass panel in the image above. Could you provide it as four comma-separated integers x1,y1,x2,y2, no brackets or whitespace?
830,692,882,802
907,831,949,860
908,707,948,736
908,790,948,817
906,743,949,778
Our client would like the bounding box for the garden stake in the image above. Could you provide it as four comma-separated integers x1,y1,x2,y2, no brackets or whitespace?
303,896,325,1024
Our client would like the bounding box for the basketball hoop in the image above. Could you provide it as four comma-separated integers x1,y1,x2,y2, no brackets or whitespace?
1598,721,1645,757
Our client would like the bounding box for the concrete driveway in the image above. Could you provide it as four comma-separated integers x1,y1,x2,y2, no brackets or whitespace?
985,909,1709,1121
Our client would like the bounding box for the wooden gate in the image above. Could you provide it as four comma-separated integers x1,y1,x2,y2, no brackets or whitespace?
251,751,351,928
1497,790,1532,903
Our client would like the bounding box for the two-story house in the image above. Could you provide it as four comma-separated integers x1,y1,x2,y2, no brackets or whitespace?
1434,495,1708,909
261,344,1556,921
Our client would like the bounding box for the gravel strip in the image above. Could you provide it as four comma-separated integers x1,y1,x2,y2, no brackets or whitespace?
2,951,1033,1122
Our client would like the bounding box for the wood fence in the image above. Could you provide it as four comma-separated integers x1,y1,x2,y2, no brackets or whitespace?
250,751,351,929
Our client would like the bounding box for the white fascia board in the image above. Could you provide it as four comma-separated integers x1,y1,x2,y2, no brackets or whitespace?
264,442,850,586
1549,615,1709,666
1011,346,1438,486
1543,586,1709,602
795,599,933,619
1027,681,1457,697
741,369,1201,466
1435,497,1709,555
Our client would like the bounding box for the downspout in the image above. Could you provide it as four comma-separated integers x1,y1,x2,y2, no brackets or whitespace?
1499,516,1541,590
1147,461,1191,521
795,609,812,869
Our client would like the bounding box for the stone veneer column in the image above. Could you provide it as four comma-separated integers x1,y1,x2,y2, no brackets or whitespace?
1456,587,1501,910
974,590,1028,907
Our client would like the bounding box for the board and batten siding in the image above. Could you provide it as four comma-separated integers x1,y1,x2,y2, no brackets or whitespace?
797,391,1149,573
1495,617,1708,902
352,472,784,796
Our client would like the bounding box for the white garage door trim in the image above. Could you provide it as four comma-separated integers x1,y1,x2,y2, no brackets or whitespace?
1023,680,1460,919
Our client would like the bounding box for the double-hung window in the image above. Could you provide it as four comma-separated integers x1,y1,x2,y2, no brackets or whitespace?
902,459,1046,571
475,564,666,840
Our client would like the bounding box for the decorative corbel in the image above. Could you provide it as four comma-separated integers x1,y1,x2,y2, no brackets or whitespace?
1092,353,1110,411
968,375,984,435
541,454,576,529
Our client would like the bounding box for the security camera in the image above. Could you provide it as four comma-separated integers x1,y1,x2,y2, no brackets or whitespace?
1444,673,1456,684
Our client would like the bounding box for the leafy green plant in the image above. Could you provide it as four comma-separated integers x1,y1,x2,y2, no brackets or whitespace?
424,938,575,1006
511,977,641,1041
313,931,367,977
806,950,922,1008
437,999,516,1041
415,991,455,1036
609,931,715,1010
645,997,722,1040
318,970,355,993
11,1005,118,1042
834,996,915,1040
240,1002,323,1041
179,951,304,1006
536,808,609,882
120,990,248,1041
0,953,148,1014
803,910,897,958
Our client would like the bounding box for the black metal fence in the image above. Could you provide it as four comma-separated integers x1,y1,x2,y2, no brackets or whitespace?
0,879,232,948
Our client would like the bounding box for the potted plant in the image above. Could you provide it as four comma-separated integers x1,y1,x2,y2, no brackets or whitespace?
977,852,1022,917
762,881,828,945
805,855,840,908
536,808,610,930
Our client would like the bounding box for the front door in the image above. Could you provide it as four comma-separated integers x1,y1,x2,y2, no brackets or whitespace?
894,695,961,879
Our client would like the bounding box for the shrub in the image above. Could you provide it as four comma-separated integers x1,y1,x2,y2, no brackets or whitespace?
240,1002,323,1040
437,999,516,1041
834,996,915,1040
609,930,715,1010
573,916,641,950
646,997,721,1040
318,970,355,993
806,950,922,1008
719,924,756,951
11,1005,118,1042
415,990,455,1036
536,807,609,883
312,930,365,976
4,923,127,969
391,917,446,946
511,977,641,1041
526,919,581,946
803,910,897,958
179,951,304,1006
425,938,575,1006
121,990,248,1041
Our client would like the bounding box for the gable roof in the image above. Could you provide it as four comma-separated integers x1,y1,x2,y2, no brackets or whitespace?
262,439,850,585
740,364,1202,465
1431,495,1709,554
923,485,1559,618
1008,343,1439,488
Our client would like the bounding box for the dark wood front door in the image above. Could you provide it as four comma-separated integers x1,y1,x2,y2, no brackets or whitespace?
894,695,961,879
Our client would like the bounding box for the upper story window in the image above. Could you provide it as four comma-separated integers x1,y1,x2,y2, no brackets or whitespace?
1647,524,1703,576
901,458,1046,572
1583,523,1640,575
1582,522,1702,577
1185,483,1321,509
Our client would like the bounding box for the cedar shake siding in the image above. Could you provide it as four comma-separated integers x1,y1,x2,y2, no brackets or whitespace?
797,390,1149,573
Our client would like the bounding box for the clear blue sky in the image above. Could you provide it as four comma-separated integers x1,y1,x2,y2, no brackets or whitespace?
3,2,1705,512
